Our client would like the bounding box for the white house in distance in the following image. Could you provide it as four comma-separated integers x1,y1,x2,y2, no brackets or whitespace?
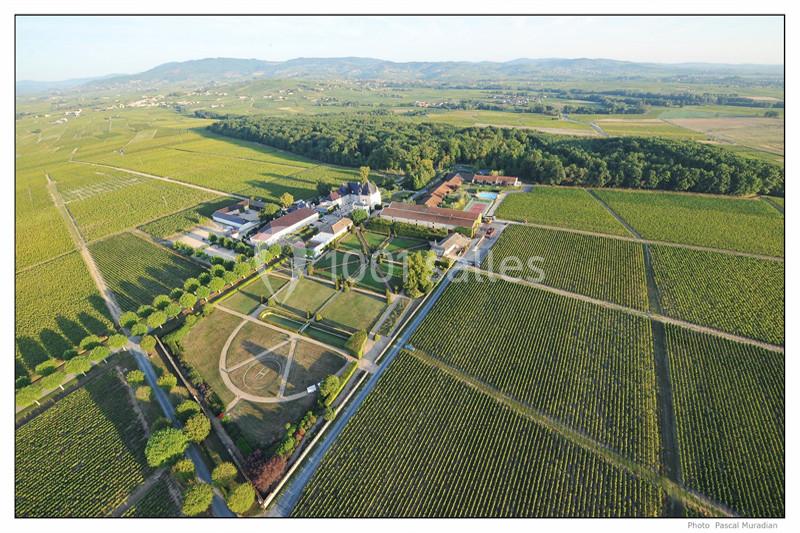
318,180,381,214
249,207,319,247
307,217,353,257
212,199,265,238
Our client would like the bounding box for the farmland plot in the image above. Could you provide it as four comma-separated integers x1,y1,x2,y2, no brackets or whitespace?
495,187,629,236
15,371,149,517
666,326,784,517
483,224,648,309
293,351,664,517
651,246,784,344
411,277,659,467
593,189,784,257
89,232,204,312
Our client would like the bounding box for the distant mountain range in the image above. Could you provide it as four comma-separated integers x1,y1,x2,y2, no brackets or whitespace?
16,56,784,94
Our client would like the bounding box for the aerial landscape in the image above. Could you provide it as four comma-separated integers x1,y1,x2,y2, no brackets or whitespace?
12,13,785,524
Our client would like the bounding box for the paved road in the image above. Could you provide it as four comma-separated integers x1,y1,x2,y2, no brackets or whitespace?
265,264,462,517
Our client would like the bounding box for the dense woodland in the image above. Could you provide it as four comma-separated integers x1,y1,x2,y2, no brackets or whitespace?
208,113,784,195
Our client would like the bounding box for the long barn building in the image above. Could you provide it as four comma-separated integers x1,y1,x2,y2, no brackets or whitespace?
379,202,481,236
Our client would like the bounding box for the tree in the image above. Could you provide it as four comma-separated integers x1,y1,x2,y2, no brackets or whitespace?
183,413,211,443
140,335,157,353
62,348,79,360
406,158,436,189
195,286,211,302
136,385,152,401
259,202,281,221
137,305,154,319
183,278,200,293
404,250,435,298
351,208,368,225
107,333,128,350
344,330,368,358
120,311,139,328
89,345,111,363
15,384,42,407
245,450,287,494
176,399,202,423
131,322,148,336
172,458,195,483
152,294,172,310
279,192,294,209
359,165,371,183
181,483,214,517
40,371,66,391
179,292,198,310
65,355,91,375
79,334,102,351
227,483,256,515
319,375,340,402
166,302,182,319
211,462,238,488
208,277,226,293
126,369,145,385
147,310,167,330
170,287,185,300
157,373,178,390
145,427,189,467
316,182,332,197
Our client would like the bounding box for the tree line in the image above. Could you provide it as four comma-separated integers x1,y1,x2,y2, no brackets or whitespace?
207,113,784,196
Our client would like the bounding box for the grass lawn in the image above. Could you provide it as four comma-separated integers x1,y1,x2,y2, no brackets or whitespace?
178,309,243,405
321,290,387,331
314,250,364,279
224,321,291,368
356,266,390,293
384,236,428,256
221,274,290,315
363,231,389,251
495,187,629,236
303,325,350,350
278,277,338,316
336,232,365,254
227,357,284,398
228,394,317,448
284,341,347,395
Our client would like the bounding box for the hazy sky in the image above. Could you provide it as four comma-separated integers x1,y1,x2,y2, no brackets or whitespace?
16,15,783,81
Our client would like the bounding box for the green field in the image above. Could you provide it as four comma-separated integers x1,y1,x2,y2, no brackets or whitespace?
278,277,338,316
483,224,648,310
593,189,784,257
89,232,204,312
666,326,784,517
138,197,231,238
16,252,113,378
50,164,215,241
411,277,659,467
496,187,629,235
320,290,387,331
221,274,290,315
293,351,664,517
16,371,149,517
651,246,784,344
122,476,180,518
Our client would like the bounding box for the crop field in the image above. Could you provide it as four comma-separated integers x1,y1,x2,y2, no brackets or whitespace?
419,109,599,137
483,224,648,310
666,326,784,517
16,251,113,378
495,187,629,235
138,197,232,238
293,351,664,517
15,371,149,517
122,476,180,518
411,277,659,467
587,118,705,140
15,169,76,271
49,164,216,241
89,232,204,312
651,246,784,344
593,189,784,257
320,290,387,331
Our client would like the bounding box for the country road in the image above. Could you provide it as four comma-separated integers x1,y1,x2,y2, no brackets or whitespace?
265,263,462,517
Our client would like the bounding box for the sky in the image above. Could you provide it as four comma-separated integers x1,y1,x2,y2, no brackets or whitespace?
16,15,784,81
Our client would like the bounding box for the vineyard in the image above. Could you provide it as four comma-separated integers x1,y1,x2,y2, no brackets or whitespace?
16,251,113,379
15,371,150,517
482,224,649,310
593,189,784,257
89,232,204,312
410,277,660,467
651,246,784,344
50,164,215,242
122,476,181,517
495,187,629,236
293,351,665,517
666,326,784,517
138,198,230,239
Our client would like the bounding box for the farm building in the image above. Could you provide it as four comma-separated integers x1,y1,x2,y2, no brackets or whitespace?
423,174,464,208
319,180,382,214
379,202,481,236
472,174,520,187
212,199,266,237
250,207,319,246
307,217,353,257
431,232,472,260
